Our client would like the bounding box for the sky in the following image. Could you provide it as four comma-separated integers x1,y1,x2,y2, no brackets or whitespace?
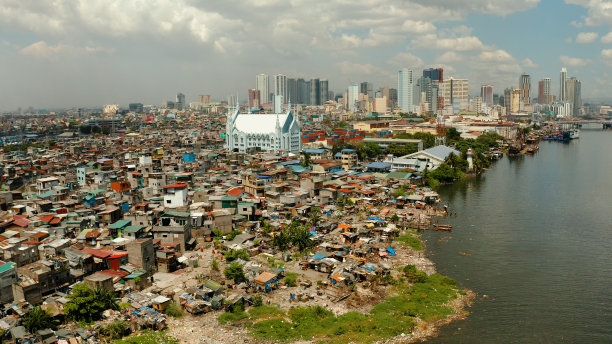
1,0,612,111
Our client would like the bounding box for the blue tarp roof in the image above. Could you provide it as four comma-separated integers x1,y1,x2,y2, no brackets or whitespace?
387,246,396,256
368,216,386,223
366,162,391,169
312,253,326,260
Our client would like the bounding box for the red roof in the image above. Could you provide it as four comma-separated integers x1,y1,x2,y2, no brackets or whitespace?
39,215,55,223
227,188,244,197
97,269,129,278
49,217,62,225
82,248,113,259
12,218,30,227
163,183,188,189
108,252,128,259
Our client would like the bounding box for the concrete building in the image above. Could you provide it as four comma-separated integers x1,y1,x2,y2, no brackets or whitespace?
560,67,567,101
398,68,414,112
248,89,260,109
504,88,522,114
256,74,270,105
347,83,359,112
481,84,494,106
441,78,469,111
0,260,17,303
566,77,582,117
538,78,552,104
373,97,388,113
126,239,156,274
176,93,185,111
519,73,531,105
273,74,287,102
225,105,302,153
162,183,188,208
310,78,321,106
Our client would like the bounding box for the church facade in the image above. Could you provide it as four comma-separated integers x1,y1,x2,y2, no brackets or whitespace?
225,106,302,154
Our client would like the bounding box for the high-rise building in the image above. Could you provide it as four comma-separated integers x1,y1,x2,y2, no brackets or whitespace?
519,73,531,105
538,78,551,104
256,74,269,105
360,82,373,99
176,93,185,110
310,78,321,106
319,79,329,103
566,77,582,117
504,88,522,113
227,95,237,107
198,95,212,105
347,83,359,111
297,78,309,104
287,78,298,104
423,68,443,82
129,103,143,113
273,74,287,102
248,89,260,109
560,68,567,101
441,78,469,110
398,68,414,112
481,84,494,106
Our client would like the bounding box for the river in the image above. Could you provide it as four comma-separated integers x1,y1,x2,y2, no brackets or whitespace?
423,128,612,343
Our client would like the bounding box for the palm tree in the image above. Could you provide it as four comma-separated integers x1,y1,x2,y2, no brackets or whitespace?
22,307,54,333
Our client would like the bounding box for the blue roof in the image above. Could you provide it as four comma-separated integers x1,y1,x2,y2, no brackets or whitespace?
422,145,460,160
366,162,391,169
334,152,342,158
280,159,300,166
341,148,356,153
312,253,326,260
305,148,327,154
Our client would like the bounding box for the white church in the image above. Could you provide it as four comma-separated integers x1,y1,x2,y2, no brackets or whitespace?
225,104,302,154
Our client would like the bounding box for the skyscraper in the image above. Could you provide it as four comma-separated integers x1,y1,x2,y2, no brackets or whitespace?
297,78,309,105
538,78,551,104
176,93,185,110
566,77,582,116
360,82,373,99
560,68,567,101
287,78,298,104
310,78,320,106
519,73,531,104
319,79,329,103
248,89,260,109
398,68,414,112
347,83,359,112
423,68,443,82
273,74,287,103
256,74,269,105
481,84,494,106
441,78,468,110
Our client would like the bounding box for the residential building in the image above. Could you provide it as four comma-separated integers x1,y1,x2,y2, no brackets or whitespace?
519,73,531,104
248,89,260,109
481,84,494,106
319,79,329,103
310,78,321,106
176,93,185,111
560,67,567,101
566,77,582,116
273,74,287,102
538,78,552,104
0,260,17,303
163,183,188,208
347,83,359,112
256,74,269,105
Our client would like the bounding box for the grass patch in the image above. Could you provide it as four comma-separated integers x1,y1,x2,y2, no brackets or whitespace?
112,330,178,344
164,302,183,318
284,272,299,287
218,311,249,324
396,232,423,251
247,269,461,343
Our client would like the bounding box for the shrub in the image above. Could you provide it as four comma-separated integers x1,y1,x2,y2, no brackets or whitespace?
64,283,118,323
284,273,298,287
165,302,183,318
103,320,128,340
224,249,250,261
22,307,55,333
211,258,219,272
224,263,246,283
251,295,263,307
402,265,428,284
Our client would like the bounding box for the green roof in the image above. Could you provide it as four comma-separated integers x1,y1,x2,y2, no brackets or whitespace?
238,202,254,207
0,261,16,274
221,196,238,201
162,211,190,218
204,280,222,291
37,190,55,199
123,225,146,233
88,189,106,195
108,220,132,229
385,171,413,180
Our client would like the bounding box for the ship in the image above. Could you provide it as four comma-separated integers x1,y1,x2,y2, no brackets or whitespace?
569,129,580,139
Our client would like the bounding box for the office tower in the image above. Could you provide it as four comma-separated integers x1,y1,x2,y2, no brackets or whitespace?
256,74,269,105
273,74,287,102
538,78,551,104
470,96,483,113
274,95,283,113
441,78,468,110
398,68,414,112
360,82,373,99
481,84,494,106
560,68,567,101
310,78,321,106
297,78,309,104
389,88,398,106
319,79,329,103
129,103,143,113
347,83,359,111
287,78,298,104
198,95,212,105
248,89,260,109
504,88,521,113
414,77,424,108
423,68,443,82
176,93,185,110
566,77,582,116
519,73,531,104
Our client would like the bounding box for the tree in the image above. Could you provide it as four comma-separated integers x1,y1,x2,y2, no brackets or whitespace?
224,262,246,283
445,127,462,143
301,153,313,167
391,214,400,223
22,307,55,333
211,258,220,272
308,207,321,228
224,249,250,261
102,320,129,340
64,283,119,323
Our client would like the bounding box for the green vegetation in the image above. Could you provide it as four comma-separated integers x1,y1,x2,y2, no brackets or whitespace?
251,295,263,307
64,283,119,323
225,230,242,241
165,302,183,318
272,219,314,252
112,330,178,344
224,262,246,283
219,268,462,344
102,320,129,340
224,248,250,261
395,132,436,149
396,233,423,251
284,272,299,287
22,307,55,333
301,152,313,167
119,302,132,311
211,258,220,272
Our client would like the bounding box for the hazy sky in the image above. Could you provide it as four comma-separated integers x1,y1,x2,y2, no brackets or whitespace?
1,0,611,110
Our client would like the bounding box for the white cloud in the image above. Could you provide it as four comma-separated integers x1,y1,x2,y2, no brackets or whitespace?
19,41,107,57
413,34,487,51
601,32,612,43
522,58,538,68
566,0,612,26
479,49,514,62
335,61,394,80
576,32,598,43
412,0,540,16
436,51,463,63
387,52,424,68
560,55,590,66
601,49,612,65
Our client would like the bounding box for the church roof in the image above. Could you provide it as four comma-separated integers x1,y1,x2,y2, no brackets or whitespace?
234,112,292,134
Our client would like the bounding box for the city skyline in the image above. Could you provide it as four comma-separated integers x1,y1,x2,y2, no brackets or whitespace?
1,1,612,110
